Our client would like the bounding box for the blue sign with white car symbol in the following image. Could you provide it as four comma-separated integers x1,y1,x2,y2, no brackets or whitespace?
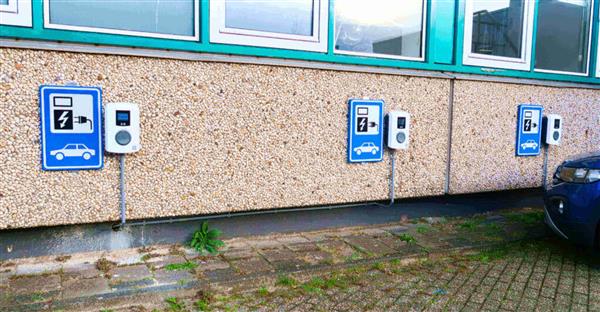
516,104,543,156
348,99,384,163
39,85,103,170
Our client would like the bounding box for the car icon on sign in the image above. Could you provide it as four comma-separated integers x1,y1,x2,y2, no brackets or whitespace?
521,140,539,150
50,144,95,160
353,142,379,155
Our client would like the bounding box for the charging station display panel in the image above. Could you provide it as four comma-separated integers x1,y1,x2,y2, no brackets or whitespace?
39,85,103,170
516,104,543,156
348,99,384,163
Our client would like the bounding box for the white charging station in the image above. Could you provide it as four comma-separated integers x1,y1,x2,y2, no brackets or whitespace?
543,114,563,146
386,111,411,150
105,103,141,153
104,102,141,230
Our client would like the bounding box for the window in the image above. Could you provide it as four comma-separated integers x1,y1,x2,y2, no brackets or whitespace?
463,0,535,70
0,0,32,27
210,0,328,52
535,0,593,75
44,0,199,40
597,23,600,77
334,0,426,60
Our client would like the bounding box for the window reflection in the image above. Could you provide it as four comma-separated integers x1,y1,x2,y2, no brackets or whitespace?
535,0,591,73
225,0,314,36
471,0,524,59
335,0,424,58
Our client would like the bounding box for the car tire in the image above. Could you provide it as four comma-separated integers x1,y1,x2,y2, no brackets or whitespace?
372,149,377,155
356,150,362,155
82,152,91,160
55,153,64,160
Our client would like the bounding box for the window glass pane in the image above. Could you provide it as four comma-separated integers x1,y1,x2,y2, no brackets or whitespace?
535,0,591,73
335,0,424,58
0,0,9,6
471,0,524,58
225,0,314,36
49,0,195,36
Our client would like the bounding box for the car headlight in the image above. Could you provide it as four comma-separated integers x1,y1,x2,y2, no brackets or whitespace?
558,166,600,183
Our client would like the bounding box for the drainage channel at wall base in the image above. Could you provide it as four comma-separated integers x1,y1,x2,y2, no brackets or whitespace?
0,189,543,261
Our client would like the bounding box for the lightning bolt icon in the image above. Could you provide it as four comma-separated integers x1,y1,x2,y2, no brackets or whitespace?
58,111,69,128
359,118,367,131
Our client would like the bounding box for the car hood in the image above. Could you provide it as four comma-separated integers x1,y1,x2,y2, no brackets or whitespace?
563,150,600,169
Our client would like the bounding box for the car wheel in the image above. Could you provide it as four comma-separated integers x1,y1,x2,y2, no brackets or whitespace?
356,150,362,155
82,152,91,160
372,149,377,155
55,153,64,160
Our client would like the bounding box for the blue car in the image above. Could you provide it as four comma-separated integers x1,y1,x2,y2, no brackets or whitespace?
544,151,600,249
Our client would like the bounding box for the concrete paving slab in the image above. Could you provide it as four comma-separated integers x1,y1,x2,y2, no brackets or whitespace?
230,257,274,275
153,269,195,286
61,276,110,299
9,274,61,295
343,235,397,256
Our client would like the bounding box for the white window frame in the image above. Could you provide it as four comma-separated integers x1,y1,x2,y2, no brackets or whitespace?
0,0,32,27
43,0,199,41
333,0,427,62
534,1,595,76
209,0,328,52
462,0,535,71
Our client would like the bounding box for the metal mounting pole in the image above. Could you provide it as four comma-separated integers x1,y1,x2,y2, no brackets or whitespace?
113,154,127,230
542,145,549,190
390,150,396,206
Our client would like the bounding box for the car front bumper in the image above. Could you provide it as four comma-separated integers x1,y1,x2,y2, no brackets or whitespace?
544,182,600,247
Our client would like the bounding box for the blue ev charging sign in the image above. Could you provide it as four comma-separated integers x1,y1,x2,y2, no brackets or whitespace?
347,99,384,163
516,104,543,156
39,85,103,170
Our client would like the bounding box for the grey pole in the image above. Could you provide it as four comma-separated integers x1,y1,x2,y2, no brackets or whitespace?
390,150,396,205
542,144,549,190
119,154,126,227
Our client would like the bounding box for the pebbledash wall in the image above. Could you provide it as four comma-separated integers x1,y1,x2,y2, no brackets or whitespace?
1,48,599,229
2,0,600,229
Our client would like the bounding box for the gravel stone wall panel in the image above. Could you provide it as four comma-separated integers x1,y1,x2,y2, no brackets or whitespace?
450,80,600,194
0,49,448,229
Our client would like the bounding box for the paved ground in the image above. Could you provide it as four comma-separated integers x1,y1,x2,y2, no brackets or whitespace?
0,207,598,311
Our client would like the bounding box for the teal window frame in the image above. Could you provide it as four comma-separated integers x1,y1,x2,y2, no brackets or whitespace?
0,0,599,85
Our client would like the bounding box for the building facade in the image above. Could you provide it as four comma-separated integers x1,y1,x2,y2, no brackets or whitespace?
1,0,599,229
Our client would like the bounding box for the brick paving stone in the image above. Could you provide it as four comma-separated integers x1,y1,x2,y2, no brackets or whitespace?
570,304,587,312
572,292,588,305
61,276,110,299
554,293,571,306
517,297,537,312
481,299,502,311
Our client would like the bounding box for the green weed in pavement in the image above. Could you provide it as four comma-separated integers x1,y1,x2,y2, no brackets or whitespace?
276,275,298,287
503,211,544,225
165,297,184,311
165,261,198,271
398,233,417,244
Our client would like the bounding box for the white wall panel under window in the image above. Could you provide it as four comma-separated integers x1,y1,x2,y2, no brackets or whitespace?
0,0,32,27
44,0,199,41
210,0,328,52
